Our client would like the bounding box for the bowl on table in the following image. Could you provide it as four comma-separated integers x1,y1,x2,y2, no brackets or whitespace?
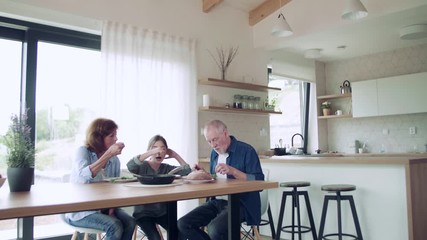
135,174,175,185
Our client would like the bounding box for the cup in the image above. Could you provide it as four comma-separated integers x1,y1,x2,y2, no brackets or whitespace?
358,148,364,154
202,94,210,107
335,110,343,115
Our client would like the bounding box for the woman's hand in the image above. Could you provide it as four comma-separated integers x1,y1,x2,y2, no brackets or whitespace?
107,142,125,156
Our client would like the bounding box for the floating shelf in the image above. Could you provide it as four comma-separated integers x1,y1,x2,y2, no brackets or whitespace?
199,106,282,115
318,114,352,119
317,93,352,100
199,78,281,92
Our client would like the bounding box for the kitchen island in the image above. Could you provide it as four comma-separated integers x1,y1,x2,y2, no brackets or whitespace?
200,153,427,240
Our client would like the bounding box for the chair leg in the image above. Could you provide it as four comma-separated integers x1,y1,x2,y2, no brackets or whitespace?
303,192,317,240
156,224,164,240
267,204,276,239
275,191,290,240
252,226,262,240
71,231,78,240
318,196,332,240
347,196,363,240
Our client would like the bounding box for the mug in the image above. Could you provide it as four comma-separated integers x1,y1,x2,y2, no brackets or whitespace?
335,110,343,115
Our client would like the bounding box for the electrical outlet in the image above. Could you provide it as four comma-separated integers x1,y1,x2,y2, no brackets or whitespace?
409,127,416,135
382,129,389,135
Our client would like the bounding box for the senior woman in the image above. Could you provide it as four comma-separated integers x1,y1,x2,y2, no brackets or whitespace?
64,118,136,240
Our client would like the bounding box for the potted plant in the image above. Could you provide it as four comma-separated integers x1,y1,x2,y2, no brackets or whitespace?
3,110,35,192
321,101,332,116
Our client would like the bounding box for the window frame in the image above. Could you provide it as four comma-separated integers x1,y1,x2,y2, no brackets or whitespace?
0,16,101,144
0,16,101,239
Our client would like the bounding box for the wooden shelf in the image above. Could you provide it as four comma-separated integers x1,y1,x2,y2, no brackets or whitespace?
317,93,352,100
199,78,281,92
318,114,352,119
199,106,282,115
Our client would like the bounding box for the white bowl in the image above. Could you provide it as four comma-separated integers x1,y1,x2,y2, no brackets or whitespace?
0,178,6,188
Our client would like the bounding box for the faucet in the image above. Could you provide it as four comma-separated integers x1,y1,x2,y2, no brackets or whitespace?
291,133,304,148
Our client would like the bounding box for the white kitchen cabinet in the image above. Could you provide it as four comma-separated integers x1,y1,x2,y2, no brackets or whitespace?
352,71,427,117
377,72,427,115
352,80,378,117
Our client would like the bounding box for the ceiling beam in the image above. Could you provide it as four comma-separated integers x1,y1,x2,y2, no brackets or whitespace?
249,0,291,26
202,0,224,13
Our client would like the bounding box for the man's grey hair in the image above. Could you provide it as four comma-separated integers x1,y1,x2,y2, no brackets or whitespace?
204,119,227,133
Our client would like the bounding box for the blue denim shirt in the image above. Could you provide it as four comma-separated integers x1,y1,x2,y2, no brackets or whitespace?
65,146,121,221
209,136,264,225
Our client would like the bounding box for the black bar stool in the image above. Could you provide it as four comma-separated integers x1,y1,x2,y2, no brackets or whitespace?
275,181,317,240
318,184,363,240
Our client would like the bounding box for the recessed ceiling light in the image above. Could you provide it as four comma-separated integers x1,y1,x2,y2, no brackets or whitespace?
400,24,427,40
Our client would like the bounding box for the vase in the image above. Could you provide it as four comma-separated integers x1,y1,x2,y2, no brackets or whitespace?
323,108,331,116
7,167,34,192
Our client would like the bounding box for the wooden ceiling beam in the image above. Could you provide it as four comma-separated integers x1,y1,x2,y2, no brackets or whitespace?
202,0,224,13
249,0,291,26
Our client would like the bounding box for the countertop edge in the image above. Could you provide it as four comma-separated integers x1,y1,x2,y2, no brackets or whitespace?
198,154,427,165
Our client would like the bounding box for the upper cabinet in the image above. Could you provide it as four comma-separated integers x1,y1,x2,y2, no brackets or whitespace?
352,72,427,118
352,80,378,117
198,78,282,115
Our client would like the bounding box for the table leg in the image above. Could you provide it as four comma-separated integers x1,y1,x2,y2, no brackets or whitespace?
228,194,240,240
17,217,33,240
167,201,178,240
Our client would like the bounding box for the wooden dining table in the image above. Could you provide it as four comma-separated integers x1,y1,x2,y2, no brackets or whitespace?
0,178,278,240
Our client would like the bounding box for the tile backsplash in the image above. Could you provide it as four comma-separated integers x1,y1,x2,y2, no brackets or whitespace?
325,44,427,153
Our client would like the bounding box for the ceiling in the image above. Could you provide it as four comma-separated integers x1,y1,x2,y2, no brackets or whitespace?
222,0,427,62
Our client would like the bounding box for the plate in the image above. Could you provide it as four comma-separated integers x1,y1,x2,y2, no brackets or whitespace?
103,177,137,183
123,181,183,188
184,179,215,184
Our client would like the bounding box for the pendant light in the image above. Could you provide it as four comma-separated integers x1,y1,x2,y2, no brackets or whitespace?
342,0,368,20
272,13,293,37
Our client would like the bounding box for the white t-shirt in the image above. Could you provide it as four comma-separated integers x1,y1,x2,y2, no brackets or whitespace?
216,153,229,179
216,153,229,200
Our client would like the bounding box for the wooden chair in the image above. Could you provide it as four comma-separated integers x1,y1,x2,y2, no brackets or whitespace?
241,169,275,240
60,214,105,240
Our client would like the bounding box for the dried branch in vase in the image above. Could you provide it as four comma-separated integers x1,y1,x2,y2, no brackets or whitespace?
207,46,239,80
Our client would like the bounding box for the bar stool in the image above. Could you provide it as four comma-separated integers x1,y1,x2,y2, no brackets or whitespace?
318,184,363,240
275,181,317,240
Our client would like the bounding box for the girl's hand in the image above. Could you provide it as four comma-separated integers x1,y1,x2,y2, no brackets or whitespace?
165,148,177,159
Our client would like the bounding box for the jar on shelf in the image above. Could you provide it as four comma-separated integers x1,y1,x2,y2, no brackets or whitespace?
241,95,248,109
254,97,261,110
233,94,242,109
247,96,254,109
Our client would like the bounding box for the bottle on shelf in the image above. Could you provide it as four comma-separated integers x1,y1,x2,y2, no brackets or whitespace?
233,94,242,109
241,95,248,109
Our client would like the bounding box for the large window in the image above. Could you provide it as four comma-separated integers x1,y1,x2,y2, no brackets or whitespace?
35,42,102,183
0,17,101,239
269,74,310,152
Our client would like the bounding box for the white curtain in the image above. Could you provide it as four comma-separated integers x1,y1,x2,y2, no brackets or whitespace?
100,21,198,173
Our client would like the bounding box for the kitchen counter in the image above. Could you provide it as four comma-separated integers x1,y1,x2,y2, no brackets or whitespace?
199,153,427,240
